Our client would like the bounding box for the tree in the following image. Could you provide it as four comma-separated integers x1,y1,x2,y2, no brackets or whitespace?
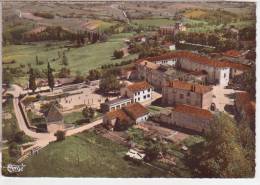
35,55,39,65
62,52,68,66
3,69,13,87
87,69,101,81
74,71,84,83
243,64,256,99
144,138,166,162
55,130,65,141
29,68,37,93
187,113,253,177
114,118,133,131
14,131,25,144
58,67,71,78
82,106,95,120
8,142,20,158
47,62,55,91
113,50,124,59
99,73,120,93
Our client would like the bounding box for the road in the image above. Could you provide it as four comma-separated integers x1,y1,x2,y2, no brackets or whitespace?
110,4,130,24
6,84,103,160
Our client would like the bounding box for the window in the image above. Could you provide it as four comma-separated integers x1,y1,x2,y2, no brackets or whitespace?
135,99,137,102
224,73,226,78
135,92,137,96
138,98,140,101
180,94,184,99
138,92,140,95
143,95,146,99
147,94,150,98
148,88,151,92
116,105,120,109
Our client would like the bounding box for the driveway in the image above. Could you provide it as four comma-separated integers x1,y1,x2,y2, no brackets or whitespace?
212,85,243,115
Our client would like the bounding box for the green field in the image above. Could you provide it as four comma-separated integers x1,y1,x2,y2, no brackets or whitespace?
132,18,176,27
3,32,138,86
19,131,169,177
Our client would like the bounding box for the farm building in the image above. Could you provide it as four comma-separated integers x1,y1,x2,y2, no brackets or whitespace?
103,103,149,131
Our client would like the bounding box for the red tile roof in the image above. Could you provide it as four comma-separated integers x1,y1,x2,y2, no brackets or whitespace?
105,103,149,121
105,109,131,122
127,81,153,92
123,103,149,120
222,50,241,58
173,104,213,119
138,51,250,70
166,80,212,94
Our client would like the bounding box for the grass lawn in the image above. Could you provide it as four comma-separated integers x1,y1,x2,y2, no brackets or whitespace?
27,111,45,126
63,111,85,124
148,105,166,113
131,18,176,27
2,96,32,143
19,131,170,177
3,32,137,86
63,110,103,125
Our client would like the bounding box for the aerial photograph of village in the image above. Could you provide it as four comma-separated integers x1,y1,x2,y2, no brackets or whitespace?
1,0,256,178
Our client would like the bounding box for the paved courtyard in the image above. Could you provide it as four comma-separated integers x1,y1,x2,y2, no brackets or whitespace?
212,85,243,116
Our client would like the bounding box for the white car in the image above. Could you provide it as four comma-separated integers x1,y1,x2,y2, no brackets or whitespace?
125,149,145,160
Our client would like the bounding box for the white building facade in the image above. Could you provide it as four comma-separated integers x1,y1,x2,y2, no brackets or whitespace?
120,81,153,103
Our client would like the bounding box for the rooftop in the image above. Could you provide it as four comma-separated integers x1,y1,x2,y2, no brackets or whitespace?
140,51,251,70
104,97,132,106
105,109,130,122
44,104,63,124
172,104,213,119
105,103,149,121
222,50,241,58
122,103,149,120
166,80,212,94
126,81,153,92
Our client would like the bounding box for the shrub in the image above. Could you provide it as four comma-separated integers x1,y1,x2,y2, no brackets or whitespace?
14,131,25,144
9,142,20,158
55,130,66,141
113,50,124,59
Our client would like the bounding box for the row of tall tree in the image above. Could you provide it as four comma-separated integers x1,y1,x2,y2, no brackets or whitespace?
28,62,54,93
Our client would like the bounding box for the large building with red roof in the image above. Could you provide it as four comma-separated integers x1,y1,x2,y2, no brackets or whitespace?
136,51,251,87
120,81,153,103
153,104,213,133
162,80,213,109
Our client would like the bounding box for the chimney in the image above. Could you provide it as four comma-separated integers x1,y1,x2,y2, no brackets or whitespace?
145,61,147,66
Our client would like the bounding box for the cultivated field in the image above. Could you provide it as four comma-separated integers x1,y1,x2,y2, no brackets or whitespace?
20,131,169,177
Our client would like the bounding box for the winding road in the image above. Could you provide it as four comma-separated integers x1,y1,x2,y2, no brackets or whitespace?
6,84,103,160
